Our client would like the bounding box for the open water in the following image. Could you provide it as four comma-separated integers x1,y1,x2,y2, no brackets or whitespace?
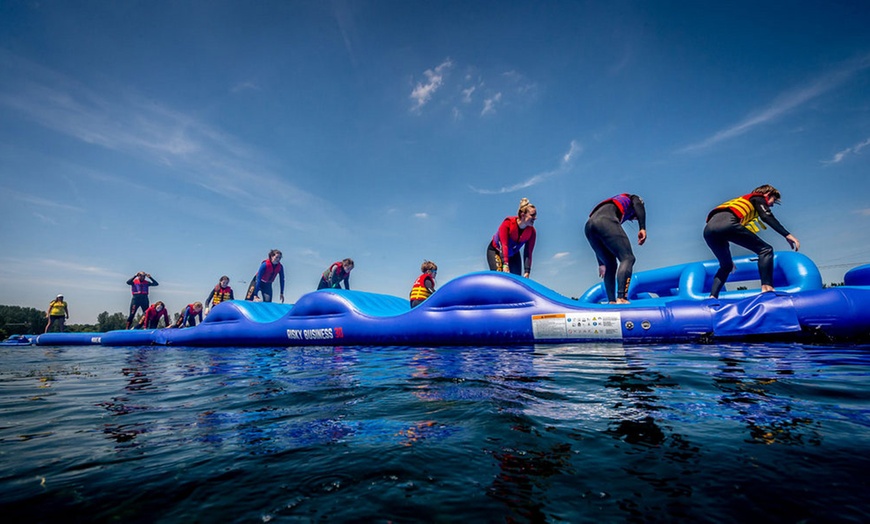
1,342,868,523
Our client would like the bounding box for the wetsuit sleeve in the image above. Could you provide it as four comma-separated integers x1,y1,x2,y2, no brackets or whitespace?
126,277,135,285
631,195,647,230
148,277,159,286
253,262,267,295
498,219,513,262
279,267,285,294
342,276,350,290
205,288,215,305
425,277,435,293
524,228,536,273
162,309,170,325
229,289,234,300
750,195,790,237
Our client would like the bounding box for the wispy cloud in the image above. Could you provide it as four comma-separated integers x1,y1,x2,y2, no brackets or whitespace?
824,137,870,164
552,252,570,260
414,212,429,219
231,81,260,93
470,140,583,195
410,59,453,112
481,92,502,116
680,54,870,153
0,50,347,235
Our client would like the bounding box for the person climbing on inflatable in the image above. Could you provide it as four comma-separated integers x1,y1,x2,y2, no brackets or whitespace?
487,197,537,278
125,271,159,329
318,258,354,290
703,184,800,299
245,249,285,303
585,193,647,304
205,275,234,314
137,301,170,329
172,302,203,328
410,260,438,308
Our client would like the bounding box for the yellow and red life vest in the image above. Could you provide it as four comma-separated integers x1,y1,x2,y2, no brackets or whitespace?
410,273,435,302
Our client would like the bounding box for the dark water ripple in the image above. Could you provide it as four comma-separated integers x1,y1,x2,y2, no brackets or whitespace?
1,343,868,523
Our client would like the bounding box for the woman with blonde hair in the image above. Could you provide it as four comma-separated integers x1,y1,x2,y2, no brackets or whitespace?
486,198,537,278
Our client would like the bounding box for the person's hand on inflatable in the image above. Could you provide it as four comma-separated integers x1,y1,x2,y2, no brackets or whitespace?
637,229,647,246
786,234,800,252
599,264,606,278
279,294,285,303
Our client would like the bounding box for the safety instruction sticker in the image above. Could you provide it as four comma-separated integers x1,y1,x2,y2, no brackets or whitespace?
532,312,622,340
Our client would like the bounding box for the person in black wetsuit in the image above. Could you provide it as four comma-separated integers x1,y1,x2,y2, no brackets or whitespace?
703,184,800,298
585,193,647,304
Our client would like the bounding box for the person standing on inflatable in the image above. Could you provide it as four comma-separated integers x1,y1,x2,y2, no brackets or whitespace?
45,294,69,333
487,198,537,278
205,275,234,314
704,184,800,298
318,258,354,290
126,271,159,329
585,193,647,304
410,260,438,308
245,249,285,302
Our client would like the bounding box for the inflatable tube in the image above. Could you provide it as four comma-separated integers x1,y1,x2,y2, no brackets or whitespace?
578,252,822,302
1,335,33,346
32,254,870,347
844,264,870,286
35,332,103,346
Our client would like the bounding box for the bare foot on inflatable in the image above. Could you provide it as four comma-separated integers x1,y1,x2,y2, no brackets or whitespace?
761,285,775,293
615,298,631,304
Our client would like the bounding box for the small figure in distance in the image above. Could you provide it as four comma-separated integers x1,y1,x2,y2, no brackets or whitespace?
137,300,171,329
245,249,285,303
45,294,69,333
172,301,203,328
487,197,537,278
318,258,354,290
704,184,800,299
410,260,438,308
585,193,647,304
126,271,159,329
205,275,234,315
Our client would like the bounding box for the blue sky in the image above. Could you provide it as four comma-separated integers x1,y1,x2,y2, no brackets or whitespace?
1,1,869,324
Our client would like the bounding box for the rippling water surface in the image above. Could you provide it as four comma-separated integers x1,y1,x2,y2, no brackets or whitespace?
1,343,868,522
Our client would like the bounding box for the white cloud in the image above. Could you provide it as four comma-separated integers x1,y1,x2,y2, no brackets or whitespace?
552,252,570,260
470,140,582,194
410,59,453,112
414,212,429,219
824,137,870,164
680,54,870,153
481,92,502,116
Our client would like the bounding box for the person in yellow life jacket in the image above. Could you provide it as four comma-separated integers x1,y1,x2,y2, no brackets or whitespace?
410,261,438,308
703,184,800,298
205,275,234,314
44,294,69,333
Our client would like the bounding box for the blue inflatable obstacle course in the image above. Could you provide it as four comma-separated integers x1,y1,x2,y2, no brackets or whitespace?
1,334,34,346
32,252,870,347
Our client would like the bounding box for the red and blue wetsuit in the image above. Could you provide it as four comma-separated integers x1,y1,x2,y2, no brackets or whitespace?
138,304,170,329
250,259,284,302
487,217,536,276
585,194,647,302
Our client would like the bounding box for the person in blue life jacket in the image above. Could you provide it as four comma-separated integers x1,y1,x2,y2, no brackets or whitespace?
703,184,800,299
585,193,647,304
245,249,285,303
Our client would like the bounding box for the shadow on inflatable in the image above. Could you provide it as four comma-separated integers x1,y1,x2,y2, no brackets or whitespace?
34,252,870,347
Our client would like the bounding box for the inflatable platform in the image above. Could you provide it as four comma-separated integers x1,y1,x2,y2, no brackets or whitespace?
33,253,870,347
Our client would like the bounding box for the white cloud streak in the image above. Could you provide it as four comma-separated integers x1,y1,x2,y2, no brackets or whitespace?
680,54,870,153
824,137,870,164
470,140,583,195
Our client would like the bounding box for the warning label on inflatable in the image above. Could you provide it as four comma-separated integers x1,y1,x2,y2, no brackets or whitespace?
532,312,622,339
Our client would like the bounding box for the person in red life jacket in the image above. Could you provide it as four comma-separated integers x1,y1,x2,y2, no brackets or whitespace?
704,184,800,299
125,271,159,329
245,249,285,303
205,275,234,314
318,258,354,290
486,198,537,278
137,301,170,329
410,260,438,308
172,302,204,328
585,193,647,304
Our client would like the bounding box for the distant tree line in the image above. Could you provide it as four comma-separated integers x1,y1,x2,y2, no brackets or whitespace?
0,305,127,339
